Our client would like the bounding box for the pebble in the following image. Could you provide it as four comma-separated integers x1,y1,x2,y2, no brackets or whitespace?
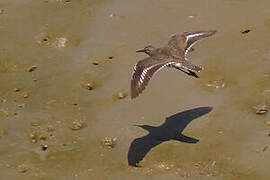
41,144,48,151
53,37,68,48
27,65,38,72
81,82,95,91
29,132,39,143
69,119,85,130
254,104,268,115
102,137,117,148
92,61,99,66
23,92,29,98
0,97,6,103
117,92,127,99
13,88,20,92
240,29,251,34
188,15,196,19
109,13,116,18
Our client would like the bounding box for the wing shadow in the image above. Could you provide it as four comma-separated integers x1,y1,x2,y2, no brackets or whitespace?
128,106,213,167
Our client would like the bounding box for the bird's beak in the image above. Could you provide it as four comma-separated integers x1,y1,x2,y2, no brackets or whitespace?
136,48,145,53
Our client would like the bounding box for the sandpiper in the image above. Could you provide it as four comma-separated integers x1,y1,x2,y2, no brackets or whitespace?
131,30,216,99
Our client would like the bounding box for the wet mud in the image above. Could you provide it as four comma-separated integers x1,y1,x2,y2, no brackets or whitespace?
1,0,270,179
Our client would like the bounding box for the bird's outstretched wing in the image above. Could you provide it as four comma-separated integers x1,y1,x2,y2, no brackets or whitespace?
168,30,216,55
131,57,173,99
128,134,163,167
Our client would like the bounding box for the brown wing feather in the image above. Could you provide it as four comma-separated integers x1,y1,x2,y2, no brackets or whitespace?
168,30,216,55
131,57,172,99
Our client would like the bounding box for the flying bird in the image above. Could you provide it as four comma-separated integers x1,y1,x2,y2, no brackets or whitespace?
131,30,216,99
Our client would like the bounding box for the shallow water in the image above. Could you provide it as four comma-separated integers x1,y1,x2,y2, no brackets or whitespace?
1,0,270,179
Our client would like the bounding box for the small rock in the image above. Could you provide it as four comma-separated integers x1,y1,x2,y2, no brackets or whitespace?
23,92,29,98
69,119,85,130
0,97,6,103
240,29,251,34
29,132,39,143
13,88,20,92
102,137,117,148
92,61,99,66
188,15,196,19
81,82,95,91
27,65,37,72
17,164,28,173
109,13,116,18
17,104,25,108
52,37,68,48
194,161,201,168
254,104,268,115
107,56,114,60
117,92,127,99
41,144,48,151
37,35,50,45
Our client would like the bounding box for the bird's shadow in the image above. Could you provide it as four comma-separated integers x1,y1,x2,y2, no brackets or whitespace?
128,106,213,167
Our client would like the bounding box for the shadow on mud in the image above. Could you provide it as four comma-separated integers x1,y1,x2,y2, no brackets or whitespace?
128,106,213,167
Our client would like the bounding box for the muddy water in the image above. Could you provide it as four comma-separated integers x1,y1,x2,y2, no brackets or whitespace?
1,0,270,179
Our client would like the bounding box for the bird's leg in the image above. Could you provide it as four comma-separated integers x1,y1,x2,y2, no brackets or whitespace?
172,65,199,78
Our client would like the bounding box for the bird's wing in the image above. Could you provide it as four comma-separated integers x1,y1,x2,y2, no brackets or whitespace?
131,57,173,99
128,134,163,167
168,30,216,56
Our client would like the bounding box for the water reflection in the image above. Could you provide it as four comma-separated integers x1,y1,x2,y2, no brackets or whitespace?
128,106,213,167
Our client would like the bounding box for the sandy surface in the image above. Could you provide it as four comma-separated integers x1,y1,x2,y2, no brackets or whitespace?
1,0,270,179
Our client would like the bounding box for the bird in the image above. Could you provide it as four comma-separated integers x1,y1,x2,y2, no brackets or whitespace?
127,106,213,167
131,30,216,99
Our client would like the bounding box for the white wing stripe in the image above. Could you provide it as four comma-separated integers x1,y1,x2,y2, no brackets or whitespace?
185,33,204,41
136,61,174,85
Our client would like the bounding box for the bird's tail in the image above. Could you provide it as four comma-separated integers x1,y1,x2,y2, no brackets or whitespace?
181,60,203,72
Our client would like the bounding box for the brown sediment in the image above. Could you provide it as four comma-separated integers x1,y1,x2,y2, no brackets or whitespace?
1,0,270,179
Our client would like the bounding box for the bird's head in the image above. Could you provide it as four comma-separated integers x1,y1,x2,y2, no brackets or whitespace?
136,45,155,56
